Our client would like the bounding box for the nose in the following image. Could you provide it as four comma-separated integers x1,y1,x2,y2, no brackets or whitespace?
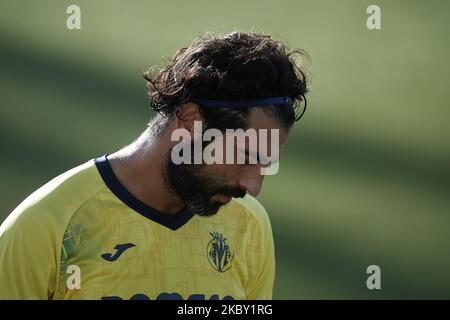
237,166,265,197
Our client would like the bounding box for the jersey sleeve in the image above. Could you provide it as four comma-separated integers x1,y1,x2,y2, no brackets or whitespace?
0,202,61,299
245,201,276,300
0,160,105,300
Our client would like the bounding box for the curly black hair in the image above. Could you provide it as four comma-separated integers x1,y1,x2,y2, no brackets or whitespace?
143,31,309,133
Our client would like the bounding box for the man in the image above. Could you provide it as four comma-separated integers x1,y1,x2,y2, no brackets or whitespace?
0,31,309,299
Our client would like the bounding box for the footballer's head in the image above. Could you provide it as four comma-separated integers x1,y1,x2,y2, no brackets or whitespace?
143,31,309,216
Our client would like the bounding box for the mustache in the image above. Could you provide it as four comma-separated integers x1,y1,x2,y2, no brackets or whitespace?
210,187,246,199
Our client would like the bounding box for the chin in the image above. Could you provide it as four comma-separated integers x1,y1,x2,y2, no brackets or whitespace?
193,201,224,217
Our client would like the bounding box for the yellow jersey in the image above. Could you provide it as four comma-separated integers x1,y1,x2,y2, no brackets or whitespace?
0,155,275,300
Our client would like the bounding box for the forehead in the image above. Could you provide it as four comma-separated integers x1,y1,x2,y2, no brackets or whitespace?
246,107,289,145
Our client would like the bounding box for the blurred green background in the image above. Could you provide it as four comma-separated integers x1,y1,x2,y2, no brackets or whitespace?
1,0,449,299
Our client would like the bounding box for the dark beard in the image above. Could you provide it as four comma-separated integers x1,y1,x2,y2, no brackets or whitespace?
163,150,246,217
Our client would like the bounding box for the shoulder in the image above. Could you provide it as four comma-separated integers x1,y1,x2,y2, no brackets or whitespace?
0,159,105,238
230,195,272,233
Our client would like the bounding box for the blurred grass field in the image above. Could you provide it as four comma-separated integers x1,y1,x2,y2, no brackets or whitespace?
1,0,450,299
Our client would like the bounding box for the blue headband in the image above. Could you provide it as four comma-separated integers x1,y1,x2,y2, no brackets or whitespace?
191,96,293,109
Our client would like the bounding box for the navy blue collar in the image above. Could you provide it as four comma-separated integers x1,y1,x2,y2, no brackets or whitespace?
94,155,194,231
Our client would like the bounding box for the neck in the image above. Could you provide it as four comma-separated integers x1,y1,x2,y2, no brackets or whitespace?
107,127,184,215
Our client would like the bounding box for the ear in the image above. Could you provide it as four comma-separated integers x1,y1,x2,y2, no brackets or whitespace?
175,102,204,135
